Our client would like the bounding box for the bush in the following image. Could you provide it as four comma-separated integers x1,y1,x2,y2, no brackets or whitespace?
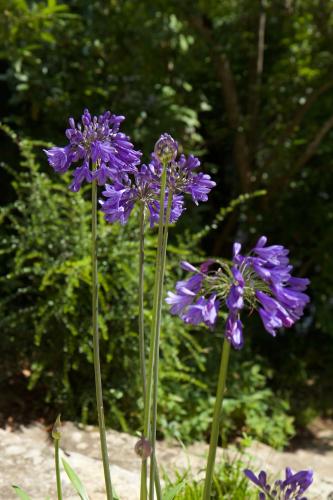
0,129,294,448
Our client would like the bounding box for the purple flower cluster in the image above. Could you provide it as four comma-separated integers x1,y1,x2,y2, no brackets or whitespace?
101,133,215,226
166,237,310,349
44,109,141,192
225,236,310,349
244,467,313,499
45,114,215,226
100,164,185,227
166,261,220,328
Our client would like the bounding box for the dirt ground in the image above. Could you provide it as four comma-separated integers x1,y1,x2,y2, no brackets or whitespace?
0,419,332,499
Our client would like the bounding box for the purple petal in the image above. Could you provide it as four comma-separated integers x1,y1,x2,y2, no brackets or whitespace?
180,261,198,273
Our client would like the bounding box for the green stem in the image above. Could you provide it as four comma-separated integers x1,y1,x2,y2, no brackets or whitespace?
202,337,231,500
92,179,113,500
138,202,147,397
54,439,62,500
138,202,162,500
139,202,148,500
141,162,168,500
149,192,173,500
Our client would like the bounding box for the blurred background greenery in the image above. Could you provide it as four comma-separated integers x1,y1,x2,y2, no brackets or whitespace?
0,0,332,450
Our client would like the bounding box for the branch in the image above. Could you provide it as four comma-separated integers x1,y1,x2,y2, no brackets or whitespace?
265,79,333,168
294,113,333,170
269,113,333,194
248,3,266,160
190,15,251,192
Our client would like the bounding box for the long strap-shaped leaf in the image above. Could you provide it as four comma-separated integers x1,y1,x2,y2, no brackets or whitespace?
62,458,90,500
62,459,120,500
12,485,32,500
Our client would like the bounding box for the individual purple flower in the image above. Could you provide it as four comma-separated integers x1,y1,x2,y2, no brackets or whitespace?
147,192,185,228
166,261,219,328
165,289,196,316
44,146,72,173
166,237,310,349
244,467,313,499
44,109,141,191
224,254,245,349
226,266,245,312
100,181,136,225
163,152,216,205
182,295,220,327
225,314,244,349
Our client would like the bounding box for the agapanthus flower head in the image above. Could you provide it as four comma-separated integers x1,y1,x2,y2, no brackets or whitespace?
166,236,310,349
44,109,141,191
100,133,215,227
149,133,216,206
100,162,186,227
244,467,313,499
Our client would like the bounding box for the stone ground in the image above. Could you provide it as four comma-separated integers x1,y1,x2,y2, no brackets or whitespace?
0,419,332,499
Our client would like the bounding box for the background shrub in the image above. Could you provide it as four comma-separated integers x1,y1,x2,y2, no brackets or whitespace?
1,0,332,447
0,130,293,448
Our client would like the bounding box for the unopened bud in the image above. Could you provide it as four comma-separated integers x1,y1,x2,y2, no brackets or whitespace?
52,414,62,441
154,133,178,163
134,437,152,459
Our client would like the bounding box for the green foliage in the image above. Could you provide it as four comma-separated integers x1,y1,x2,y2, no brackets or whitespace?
62,459,90,500
157,333,294,448
223,358,294,449
0,130,294,448
1,0,333,445
12,486,32,500
162,456,257,499
0,131,200,437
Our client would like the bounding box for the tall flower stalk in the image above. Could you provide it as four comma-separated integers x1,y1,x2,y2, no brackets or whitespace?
149,190,173,500
45,112,216,499
166,238,310,499
92,177,113,499
44,109,141,500
142,158,169,500
52,415,63,500
138,202,147,398
97,130,215,499
202,337,231,499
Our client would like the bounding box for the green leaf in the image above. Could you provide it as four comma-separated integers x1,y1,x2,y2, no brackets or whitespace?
162,481,186,500
112,487,120,500
12,485,32,500
62,458,90,500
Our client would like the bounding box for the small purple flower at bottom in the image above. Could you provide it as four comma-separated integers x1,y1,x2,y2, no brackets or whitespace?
244,467,313,499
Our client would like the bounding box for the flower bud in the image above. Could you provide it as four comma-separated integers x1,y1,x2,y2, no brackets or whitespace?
154,133,178,163
52,414,62,441
82,109,91,127
134,437,152,459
